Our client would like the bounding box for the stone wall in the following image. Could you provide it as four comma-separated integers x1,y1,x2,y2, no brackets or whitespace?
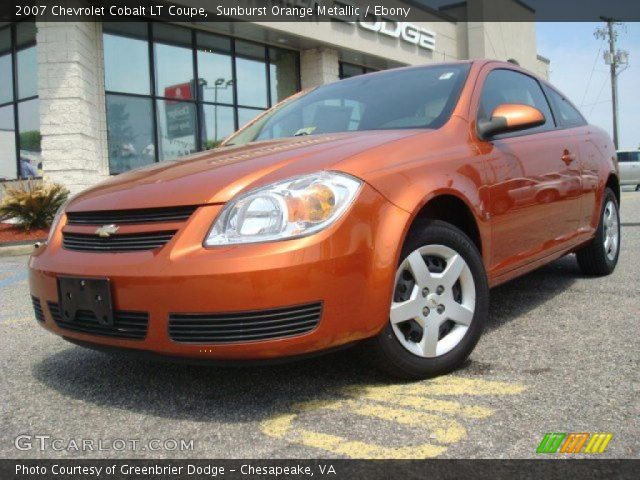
36,21,109,194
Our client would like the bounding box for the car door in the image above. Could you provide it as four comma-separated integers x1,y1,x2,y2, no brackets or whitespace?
473,67,583,273
543,85,596,232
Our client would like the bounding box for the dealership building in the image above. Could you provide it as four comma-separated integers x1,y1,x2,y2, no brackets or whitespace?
0,0,550,193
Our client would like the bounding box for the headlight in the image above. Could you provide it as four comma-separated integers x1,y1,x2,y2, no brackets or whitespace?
204,171,362,246
47,199,70,243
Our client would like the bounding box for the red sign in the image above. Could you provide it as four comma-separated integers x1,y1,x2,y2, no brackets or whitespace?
164,82,193,103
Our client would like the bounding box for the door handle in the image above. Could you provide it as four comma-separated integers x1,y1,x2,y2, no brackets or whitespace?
561,151,576,165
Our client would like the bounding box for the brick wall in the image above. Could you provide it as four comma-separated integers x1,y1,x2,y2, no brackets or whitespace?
36,21,109,195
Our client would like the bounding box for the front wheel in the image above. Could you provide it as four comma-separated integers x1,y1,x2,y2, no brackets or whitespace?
576,187,620,276
367,220,489,379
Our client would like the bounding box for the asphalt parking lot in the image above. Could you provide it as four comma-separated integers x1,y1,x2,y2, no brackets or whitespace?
1,191,638,460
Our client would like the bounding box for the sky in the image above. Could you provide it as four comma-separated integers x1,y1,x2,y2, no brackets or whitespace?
536,22,640,150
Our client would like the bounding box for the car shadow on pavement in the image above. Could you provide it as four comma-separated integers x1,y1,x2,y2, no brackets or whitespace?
32,342,389,423
486,254,579,332
31,255,581,423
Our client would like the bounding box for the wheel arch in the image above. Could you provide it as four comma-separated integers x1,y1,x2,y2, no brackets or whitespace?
606,173,620,205
402,191,486,261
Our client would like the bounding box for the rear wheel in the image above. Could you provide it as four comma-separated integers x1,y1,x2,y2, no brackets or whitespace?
576,188,620,275
368,220,488,379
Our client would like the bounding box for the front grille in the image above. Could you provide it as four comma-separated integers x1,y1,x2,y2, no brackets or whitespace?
66,206,197,225
169,303,322,344
62,231,176,252
48,302,148,339
31,296,44,323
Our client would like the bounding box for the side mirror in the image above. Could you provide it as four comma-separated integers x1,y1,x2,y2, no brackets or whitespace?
477,104,545,139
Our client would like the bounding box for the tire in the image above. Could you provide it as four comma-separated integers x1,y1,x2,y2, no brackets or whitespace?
367,220,489,379
635,185,640,192
576,188,620,276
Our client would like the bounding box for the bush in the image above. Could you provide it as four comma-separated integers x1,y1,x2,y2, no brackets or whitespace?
0,180,69,231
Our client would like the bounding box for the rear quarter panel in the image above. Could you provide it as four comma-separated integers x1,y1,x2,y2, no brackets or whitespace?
580,126,618,230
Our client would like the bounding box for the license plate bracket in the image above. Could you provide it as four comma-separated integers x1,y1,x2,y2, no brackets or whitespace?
58,277,114,326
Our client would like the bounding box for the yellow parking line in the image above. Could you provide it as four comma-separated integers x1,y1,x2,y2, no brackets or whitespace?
2,317,31,327
298,429,446,459
260,377,526,459
260,410,446,459
404,376,526,396
322,400,466,444
342,385,492,418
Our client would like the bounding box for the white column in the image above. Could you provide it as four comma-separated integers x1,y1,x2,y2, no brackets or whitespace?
37,21,109,194
300,47,340,89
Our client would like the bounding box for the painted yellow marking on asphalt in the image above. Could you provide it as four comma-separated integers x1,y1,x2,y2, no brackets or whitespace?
297,429,446,459
342,385,492,419
2,317,31,327
405,376,526,396
260,376,526,459
260,409,445,459
320,400,466,443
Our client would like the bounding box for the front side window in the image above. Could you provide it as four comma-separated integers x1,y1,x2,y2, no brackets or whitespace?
478,69,554,135
229,64,470,145
545,86,587,128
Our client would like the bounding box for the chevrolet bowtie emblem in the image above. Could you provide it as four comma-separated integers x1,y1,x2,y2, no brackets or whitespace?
95,224,119,237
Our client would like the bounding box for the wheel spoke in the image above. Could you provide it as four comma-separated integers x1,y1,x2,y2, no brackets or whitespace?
390,243,477,359
447,302,474,326
419,319,440,357
603,235,611,252
390,298,421,324
406,250,431,285
435,254,465,287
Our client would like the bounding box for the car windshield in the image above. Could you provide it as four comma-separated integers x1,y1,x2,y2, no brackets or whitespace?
227,63,471,146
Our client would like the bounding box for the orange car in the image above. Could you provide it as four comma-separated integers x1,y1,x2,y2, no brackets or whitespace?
28,60,620,378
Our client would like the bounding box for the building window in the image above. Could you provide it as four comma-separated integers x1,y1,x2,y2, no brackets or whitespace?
339,62,378,80
0,22,39,181
103,22,301,174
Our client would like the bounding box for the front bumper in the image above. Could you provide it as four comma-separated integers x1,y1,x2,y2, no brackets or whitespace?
28,185,409,360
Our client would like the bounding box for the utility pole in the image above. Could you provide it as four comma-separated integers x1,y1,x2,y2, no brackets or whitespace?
595,20,629,149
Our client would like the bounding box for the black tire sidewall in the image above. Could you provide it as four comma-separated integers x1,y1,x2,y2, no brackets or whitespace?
373,220,489,378
598,188,621,271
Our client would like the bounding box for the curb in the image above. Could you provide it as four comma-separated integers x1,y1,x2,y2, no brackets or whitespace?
0,242,39,257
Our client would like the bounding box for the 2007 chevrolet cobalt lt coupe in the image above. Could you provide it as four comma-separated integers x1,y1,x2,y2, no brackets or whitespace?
29,60,620,378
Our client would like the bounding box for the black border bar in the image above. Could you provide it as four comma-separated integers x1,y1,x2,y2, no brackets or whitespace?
2,0,640,23
2,459,639,480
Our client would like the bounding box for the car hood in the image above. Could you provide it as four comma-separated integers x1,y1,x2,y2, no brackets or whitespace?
66,130,426,212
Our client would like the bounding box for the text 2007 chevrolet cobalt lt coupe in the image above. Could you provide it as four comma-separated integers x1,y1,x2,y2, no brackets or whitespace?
29,60,620,378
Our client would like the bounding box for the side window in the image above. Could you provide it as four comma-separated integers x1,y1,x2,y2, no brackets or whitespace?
478,69,554,136
618,152,640,163
545,86,587,128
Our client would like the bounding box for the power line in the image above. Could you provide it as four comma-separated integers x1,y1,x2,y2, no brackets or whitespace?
579,38,605,108
587,76,609,118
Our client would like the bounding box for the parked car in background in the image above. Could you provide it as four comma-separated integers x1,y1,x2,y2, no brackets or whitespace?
618,150,640,190
28,60,620,379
